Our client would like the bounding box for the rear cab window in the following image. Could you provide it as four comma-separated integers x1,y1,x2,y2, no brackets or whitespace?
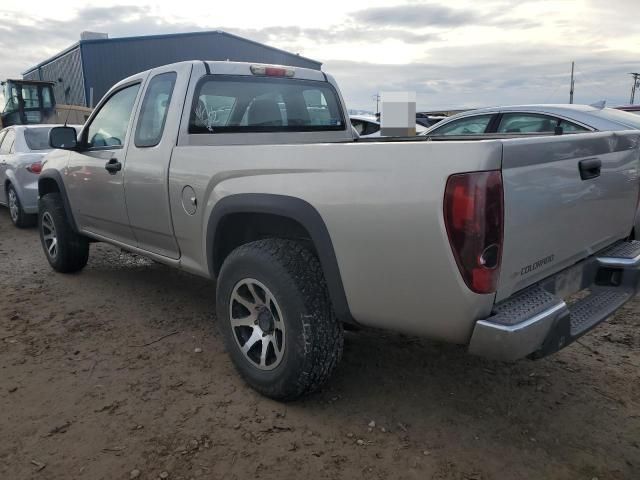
189,76,345,134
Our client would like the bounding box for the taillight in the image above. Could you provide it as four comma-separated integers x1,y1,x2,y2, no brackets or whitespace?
26,162,42,174
444,170,503,294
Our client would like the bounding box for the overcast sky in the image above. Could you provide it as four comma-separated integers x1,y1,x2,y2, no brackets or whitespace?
0,0,638,111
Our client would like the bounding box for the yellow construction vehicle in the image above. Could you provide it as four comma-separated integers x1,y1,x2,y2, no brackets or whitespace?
0,79,92,129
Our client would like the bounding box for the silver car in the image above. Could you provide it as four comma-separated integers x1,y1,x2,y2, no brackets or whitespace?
0,125,80,227
421,104,640,136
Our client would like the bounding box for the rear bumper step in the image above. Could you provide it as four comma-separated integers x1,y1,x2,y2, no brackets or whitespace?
469,240,640,361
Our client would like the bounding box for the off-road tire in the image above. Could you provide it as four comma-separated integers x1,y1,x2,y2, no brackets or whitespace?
39,192,89,273
7,183,36,228
216,238,344,400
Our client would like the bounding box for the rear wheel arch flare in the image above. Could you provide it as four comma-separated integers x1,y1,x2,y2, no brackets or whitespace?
206,194,355,324
38,177,61,196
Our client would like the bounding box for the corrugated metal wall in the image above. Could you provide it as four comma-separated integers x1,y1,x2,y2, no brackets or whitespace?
80,32,321,106
23,47,87,106
21,71,38,81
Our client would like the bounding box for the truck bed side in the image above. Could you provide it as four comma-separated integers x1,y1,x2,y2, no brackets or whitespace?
169,140,503,344
169,132,639,345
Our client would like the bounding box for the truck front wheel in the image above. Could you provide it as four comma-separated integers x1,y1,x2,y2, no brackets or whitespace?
38,193,89,273
216,239,343,400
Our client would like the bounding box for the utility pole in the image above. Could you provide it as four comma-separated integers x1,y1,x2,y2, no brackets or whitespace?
630,73,640,104
569,61,575,104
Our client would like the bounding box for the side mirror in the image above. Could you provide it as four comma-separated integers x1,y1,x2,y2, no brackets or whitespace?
554,126,564,136
49,126,78,150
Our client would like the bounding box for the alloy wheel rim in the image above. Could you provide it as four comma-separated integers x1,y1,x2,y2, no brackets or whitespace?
41,212,58,259
8,189,18,222
229,278,286,371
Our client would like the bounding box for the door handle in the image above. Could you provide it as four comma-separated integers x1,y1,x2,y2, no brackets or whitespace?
579,158,601,180
105,158,122,174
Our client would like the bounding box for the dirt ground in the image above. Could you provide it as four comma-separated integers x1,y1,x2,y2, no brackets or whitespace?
0,209,638,480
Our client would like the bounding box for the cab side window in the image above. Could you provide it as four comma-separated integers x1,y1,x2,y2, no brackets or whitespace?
134,72,177,147
431,115,493,135
86,84,140,149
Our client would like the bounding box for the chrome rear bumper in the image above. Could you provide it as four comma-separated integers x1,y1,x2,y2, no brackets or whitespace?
469,240,640,361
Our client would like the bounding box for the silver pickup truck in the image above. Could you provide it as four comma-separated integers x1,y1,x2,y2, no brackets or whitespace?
39,60,640,400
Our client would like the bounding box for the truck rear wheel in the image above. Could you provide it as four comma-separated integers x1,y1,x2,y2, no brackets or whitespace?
38,193,89,273
216,239,343,400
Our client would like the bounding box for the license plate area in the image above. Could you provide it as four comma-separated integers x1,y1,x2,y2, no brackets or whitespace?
548,262,586,299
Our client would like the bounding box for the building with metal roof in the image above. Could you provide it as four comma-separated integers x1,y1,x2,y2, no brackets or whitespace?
22,30,322,108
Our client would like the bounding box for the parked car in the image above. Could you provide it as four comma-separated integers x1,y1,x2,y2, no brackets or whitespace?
40,61,640,400
0,124,80,227
415,113,448,128
616,105,640,115
350,114,427,137
421,104,640,136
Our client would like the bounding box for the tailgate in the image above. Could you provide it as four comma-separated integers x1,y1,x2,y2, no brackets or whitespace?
497,131,640,301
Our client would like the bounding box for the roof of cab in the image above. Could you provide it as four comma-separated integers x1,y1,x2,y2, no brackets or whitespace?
203,61,326,82
113,60,326,89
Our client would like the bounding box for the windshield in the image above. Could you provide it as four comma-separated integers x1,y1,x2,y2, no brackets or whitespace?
24,127,53,150
2,83,19,114
591,108,640,129
190,76,345,133
2,81,55,116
